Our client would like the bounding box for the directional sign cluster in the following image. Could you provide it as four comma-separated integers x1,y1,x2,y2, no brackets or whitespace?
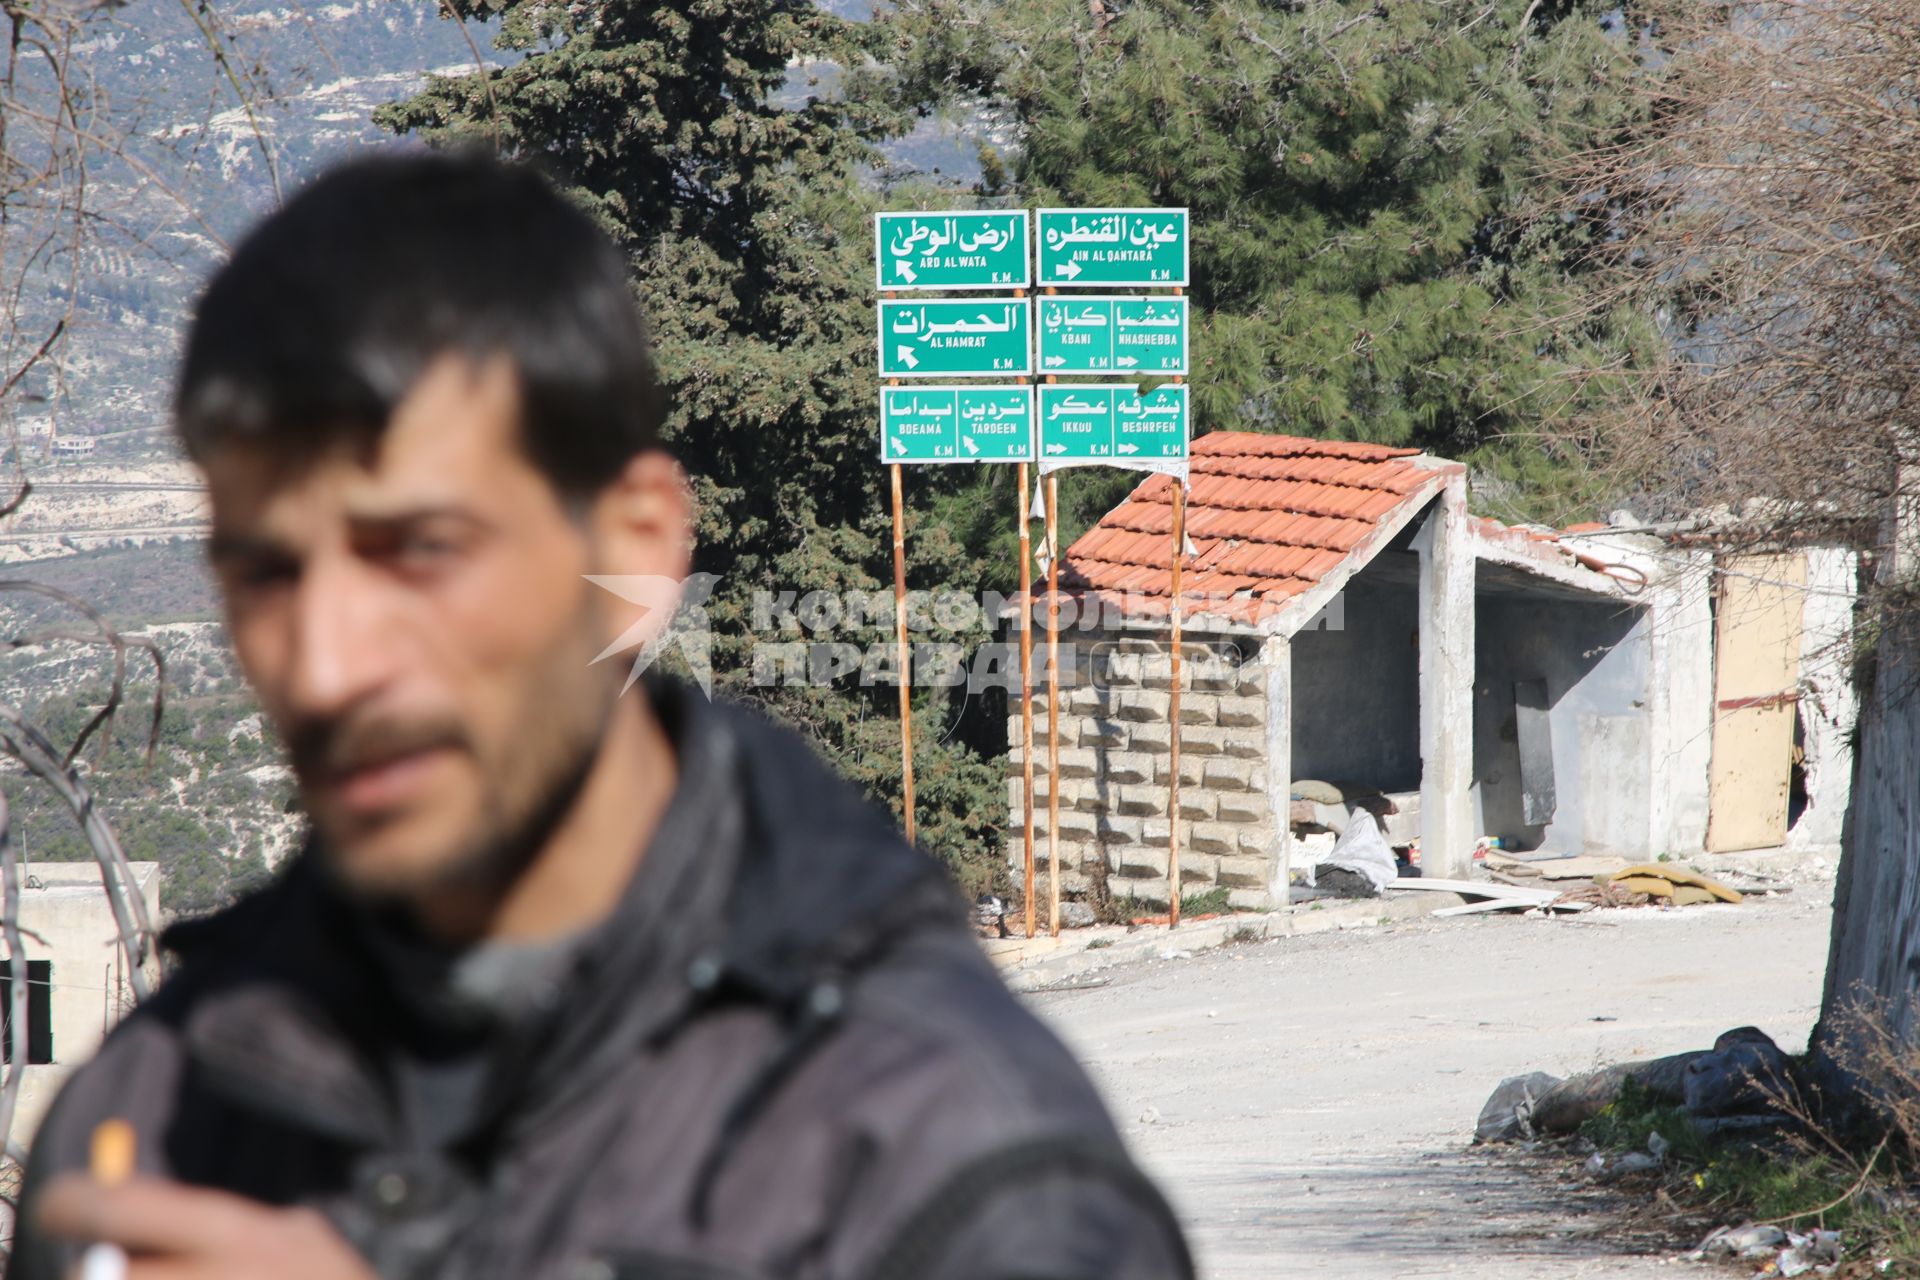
873,206,1191,465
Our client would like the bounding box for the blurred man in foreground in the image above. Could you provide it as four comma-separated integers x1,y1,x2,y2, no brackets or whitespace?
7,153,1190,1279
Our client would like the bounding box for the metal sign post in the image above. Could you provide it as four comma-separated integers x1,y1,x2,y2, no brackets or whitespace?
1168,479,1186,927
1167,284,1190,928
1018,461,1036,941
1045,471,1062,937
890,458,916,844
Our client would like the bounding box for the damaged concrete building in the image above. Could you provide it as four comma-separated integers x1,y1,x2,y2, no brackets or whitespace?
1004,432,1860,913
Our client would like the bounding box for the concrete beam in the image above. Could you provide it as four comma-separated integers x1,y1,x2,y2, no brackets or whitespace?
1413,474,1475,880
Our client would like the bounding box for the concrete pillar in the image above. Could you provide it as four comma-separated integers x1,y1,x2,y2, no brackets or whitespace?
1413,477,1475,879
1646,547,1715,855
1259,633,1292,904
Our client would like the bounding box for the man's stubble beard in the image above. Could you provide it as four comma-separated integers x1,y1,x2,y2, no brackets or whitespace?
300,615,620,911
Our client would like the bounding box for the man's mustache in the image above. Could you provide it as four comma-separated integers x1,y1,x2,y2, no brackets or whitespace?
287,715,469,780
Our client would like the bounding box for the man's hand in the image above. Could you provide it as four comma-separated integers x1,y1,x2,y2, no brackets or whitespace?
35,1174,375,1280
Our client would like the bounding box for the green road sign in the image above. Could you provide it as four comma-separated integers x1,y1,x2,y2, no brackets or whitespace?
1036,208,1189,287
1037,295,1189,375
881,385,1034,464
878,299,1031,378
1038,384,1189,462
875,211,1030,291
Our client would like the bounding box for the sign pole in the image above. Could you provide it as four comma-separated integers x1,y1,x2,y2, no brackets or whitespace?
1018,461,1036,940
1166,283,1188,930
891,460,917,843
1045,470,1062,937
1014,281,1037,941
1168,479,1186,929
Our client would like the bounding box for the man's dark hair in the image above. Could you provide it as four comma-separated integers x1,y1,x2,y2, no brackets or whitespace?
177,150,665,497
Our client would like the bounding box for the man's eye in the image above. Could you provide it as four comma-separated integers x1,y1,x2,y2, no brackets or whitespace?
391,533,462,567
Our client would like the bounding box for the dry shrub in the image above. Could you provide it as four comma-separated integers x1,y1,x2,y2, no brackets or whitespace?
1553,1,1920,564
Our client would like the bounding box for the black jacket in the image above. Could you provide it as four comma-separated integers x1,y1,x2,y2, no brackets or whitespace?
8,680,1192,1279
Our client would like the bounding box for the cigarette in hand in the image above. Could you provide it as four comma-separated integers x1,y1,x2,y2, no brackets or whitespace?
80,1119,135,1280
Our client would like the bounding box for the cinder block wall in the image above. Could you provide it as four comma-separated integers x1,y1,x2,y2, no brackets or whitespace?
1005,629,1279,915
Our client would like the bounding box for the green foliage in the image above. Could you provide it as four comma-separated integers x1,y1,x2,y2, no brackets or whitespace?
1579,1076,1711,1165
883,0,1657,519
1578,1076,1920,1262
1180,885,1233,918
7,684,281,916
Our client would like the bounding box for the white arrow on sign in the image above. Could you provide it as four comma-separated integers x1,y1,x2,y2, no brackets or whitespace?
1116,357,1139,368
962,435,979,455
895,345,919,369
1045,443,1066,455
1056,260,1082,281
891,436,907,456
1118,443,1140,455
1044,356,1065,367
895,262,917,283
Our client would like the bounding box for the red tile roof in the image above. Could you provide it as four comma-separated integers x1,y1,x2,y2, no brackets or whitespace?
1051,431,1456,627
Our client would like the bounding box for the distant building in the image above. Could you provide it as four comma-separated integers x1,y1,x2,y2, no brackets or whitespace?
4,862,161,1142
50,436,96,458
1003,432,1861,912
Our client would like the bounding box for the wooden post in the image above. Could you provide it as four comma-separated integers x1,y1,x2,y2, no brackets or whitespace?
1018,462,1036,940
1045,473,1062,937
890,462,916,843
1168,480,1186,929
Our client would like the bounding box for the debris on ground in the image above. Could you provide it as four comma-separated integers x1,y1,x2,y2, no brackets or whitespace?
1689,1224,1843,1276
1609,862,1745,905
1475,1071,1562,1142
1310,808,1399,898
974,893,1010,938
1475,1027,1795,1138
1483,852,1630,881
1550,879,1654,910
1685,1026,1798,1118
1385,877,1562,915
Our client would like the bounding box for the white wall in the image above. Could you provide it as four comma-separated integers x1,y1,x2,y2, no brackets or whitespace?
1470,595,1653,855
5,861,161,1144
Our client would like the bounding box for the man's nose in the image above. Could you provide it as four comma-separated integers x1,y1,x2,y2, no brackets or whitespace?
284,554,397,721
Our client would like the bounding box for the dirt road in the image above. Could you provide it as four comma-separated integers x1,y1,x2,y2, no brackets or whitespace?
1029,872,1835,1278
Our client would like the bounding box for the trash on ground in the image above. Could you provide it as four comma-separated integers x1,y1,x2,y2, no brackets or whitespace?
1310,808,1399,898
1475,1071,1563,1143
1690,1224,1841,1277
1609,863,1745,905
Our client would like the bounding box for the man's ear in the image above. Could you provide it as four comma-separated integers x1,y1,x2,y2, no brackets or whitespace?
588,449,694,580
584,451,695,658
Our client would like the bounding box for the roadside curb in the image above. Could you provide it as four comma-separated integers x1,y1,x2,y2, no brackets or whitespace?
992,890,1469,993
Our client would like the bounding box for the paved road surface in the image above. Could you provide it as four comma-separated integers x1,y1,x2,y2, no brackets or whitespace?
1030,874,1834,1278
